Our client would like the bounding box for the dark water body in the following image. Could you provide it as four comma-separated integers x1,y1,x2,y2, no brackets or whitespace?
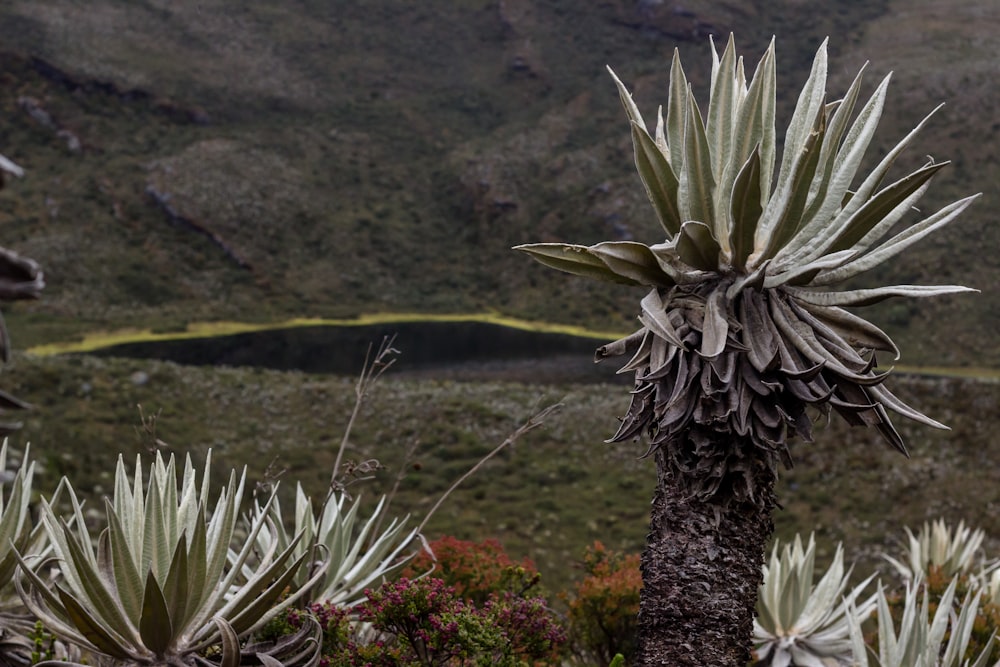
90,321,632,384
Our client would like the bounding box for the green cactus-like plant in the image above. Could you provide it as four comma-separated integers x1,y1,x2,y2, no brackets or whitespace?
15,451,326,667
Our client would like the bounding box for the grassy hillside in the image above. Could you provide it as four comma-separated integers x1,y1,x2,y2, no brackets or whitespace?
0,0,994,367
3,351,1000,593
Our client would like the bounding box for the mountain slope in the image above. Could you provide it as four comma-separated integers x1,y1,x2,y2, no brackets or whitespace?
0,0,994,366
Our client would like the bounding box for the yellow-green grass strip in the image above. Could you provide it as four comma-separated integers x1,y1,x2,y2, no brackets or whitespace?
892,364,1000,382
25,312,627,357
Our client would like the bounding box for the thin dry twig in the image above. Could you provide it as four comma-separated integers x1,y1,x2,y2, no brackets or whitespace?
416,402,563,535
134,404,169,454
328,335,399,500
254,456,287,499
372,436,421,541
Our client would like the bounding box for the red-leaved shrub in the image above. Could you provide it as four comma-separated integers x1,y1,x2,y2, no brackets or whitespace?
403,535,541,603
566,541,642,665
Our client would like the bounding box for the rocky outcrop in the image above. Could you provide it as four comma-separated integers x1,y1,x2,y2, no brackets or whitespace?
17,96,82,153
144,185,251,271
29,56,210,125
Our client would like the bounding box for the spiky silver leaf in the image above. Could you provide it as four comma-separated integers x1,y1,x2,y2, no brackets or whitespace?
847,577,1000,667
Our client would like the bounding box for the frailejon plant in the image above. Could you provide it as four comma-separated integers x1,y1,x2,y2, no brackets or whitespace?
884,519,999,585
879,519,1000,662
250,484,417,607
753,534,875,667
15,451,326,667
515,34,978,664
0,442,36,608
848,577,1000,667
911,563,1000,665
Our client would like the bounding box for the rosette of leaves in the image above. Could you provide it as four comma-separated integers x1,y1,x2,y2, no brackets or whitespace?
250,484,417,606
15,451,326,667
753,534,875,667
884,519,999,585
847,577,999,667
514,35,979,503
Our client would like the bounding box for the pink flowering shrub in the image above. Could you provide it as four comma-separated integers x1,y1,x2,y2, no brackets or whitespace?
484,592,569,663
282,577,566,666
361,577,566,666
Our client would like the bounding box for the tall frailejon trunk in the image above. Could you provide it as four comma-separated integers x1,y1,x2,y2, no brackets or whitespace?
635,446,777,666
514,32,974,667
